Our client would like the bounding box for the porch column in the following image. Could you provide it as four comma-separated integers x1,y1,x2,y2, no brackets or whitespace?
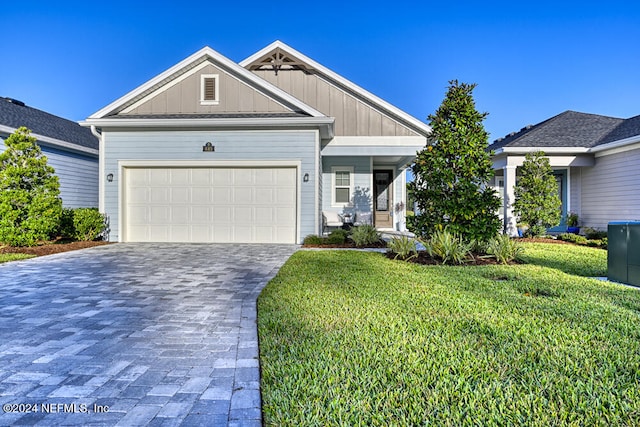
503,165,518,236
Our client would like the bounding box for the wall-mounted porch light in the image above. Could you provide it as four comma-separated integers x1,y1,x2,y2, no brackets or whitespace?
106,173,114,182
303,173,309,182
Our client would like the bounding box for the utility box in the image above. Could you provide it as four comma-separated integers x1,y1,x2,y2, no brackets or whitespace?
608,221,640,287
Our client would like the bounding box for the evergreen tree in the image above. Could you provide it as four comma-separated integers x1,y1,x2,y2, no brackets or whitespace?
0,127,62,246
512,151,561,237
407,81,501,242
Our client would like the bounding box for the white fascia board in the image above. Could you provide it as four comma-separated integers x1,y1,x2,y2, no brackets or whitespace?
241,40,432,136
0,124,98,156
495,146,590,155
89,46,325,119
590,134,640,154
80,116,335,138
328,136,426,147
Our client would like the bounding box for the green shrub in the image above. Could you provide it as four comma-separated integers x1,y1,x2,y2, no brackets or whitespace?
486,234,524,264
73,208,107,241
387,236,418,261
586,239,607,249
327,229,349,244
349,225,381,247
58,207,75,239
558,233,588,245
513,151,562,237
428,229,472,265
602,237,608,248
583,227,607,240
303,234,325,245
0,127,62,246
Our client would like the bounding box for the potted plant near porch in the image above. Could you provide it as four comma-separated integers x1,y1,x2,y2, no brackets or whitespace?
567,212,580,234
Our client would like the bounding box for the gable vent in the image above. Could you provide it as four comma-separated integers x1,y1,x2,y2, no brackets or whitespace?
200,74,219,105
204,77,216,101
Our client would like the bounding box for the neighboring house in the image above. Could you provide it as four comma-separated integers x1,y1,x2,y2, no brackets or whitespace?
0,97,99,208
490,110,640,235
81,41,430,244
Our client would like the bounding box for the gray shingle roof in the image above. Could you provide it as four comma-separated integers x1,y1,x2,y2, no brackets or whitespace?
489,111,625,150
599,114,640,145
0,97,98,150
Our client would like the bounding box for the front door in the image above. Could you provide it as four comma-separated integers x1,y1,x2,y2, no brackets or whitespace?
374,170,393,228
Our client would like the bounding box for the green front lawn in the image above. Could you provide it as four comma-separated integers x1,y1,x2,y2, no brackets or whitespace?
258,243,640,426
0,253,35,263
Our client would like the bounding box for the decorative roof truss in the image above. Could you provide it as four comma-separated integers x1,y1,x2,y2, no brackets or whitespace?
246,48,314,75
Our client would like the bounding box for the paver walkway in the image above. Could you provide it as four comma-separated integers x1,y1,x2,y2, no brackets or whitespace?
0,243,297,426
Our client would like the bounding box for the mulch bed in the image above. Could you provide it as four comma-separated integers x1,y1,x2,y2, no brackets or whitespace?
385,251,521,266
302,241,388,249
0,240,111,257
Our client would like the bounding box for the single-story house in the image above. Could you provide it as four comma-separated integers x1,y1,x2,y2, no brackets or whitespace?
0,97,99,208
81,41,430,244
490,110,640,235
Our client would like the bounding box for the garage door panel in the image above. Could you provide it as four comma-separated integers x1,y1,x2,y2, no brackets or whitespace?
193,187,211,203
125,167,297,243
191,169,211,185
192,206,211,223
213,188,231,204
149,169,170,185
233,187,253,204
171,187,191,204
150,188,170,203
149,206,171,223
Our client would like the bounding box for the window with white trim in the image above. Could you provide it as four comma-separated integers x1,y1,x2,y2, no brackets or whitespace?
200,74,219,105
331,166,354,206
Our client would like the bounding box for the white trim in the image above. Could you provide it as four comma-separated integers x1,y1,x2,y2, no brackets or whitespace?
593,140,640,157
0,124,98,156
240,41,431,136
118,159,301,168
493,146,590,155
590,134,640,153
89,46,325,119
80,116,335,139
200,74,220,105
331,166,354,207
328,136,426,147
314,129,320,236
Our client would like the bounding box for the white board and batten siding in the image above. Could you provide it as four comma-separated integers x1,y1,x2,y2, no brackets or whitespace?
102,130,318,243
579,147,640,230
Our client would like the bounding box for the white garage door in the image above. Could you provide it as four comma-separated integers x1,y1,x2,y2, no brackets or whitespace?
124,167,297,243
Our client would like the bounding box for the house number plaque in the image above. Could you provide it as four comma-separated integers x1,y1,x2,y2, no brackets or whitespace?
202,142,215,152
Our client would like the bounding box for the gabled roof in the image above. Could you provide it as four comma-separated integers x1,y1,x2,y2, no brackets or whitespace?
240,41,431,136
0,97,98,152
88,46,325,119
489,111,624,151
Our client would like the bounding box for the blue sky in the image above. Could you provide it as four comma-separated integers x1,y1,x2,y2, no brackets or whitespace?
1,0,639,142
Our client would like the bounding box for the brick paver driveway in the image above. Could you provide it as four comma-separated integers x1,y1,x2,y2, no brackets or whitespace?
0,243,297,426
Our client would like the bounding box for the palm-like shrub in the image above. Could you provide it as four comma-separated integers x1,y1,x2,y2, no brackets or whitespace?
387,236,418,260
427,229,472,265
349,225,381,247
486,234,523,264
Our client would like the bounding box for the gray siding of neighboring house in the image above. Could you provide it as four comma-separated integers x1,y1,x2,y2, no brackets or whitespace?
569,167,581,219
0,140,98,208
102,129,318,242
579,147,640,230
252,69,420,137
123,63,290,115
322,156,372,217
